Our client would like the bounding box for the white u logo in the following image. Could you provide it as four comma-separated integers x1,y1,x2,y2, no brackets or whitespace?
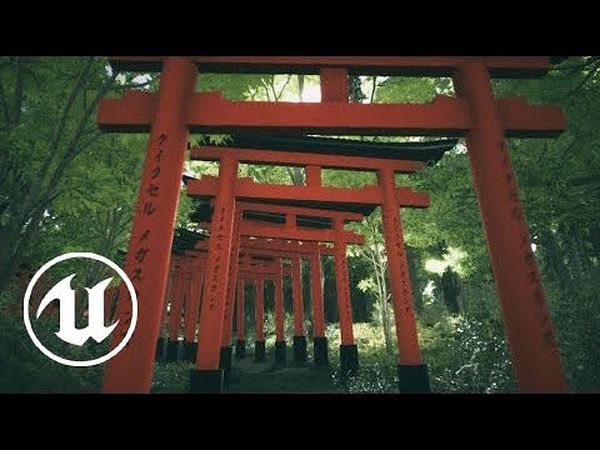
23,252,138,367
37,275,119,346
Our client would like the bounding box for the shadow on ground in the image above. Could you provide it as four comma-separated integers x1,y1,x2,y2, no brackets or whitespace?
152,351,342,393
226,353,341,393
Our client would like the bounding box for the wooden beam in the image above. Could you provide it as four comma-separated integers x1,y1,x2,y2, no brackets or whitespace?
236,200,364,222
191,146,426,173
186,176,430,209
98,92,565,138
109,56,553,78
194,240,335,257
195,220,365,245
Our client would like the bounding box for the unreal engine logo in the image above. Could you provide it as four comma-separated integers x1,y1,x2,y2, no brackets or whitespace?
23,252,138,367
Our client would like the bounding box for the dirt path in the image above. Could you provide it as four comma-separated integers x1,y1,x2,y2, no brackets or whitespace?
225,353,342,393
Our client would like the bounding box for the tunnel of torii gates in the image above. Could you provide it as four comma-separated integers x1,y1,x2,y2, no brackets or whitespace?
166,199,370,376
157,200,366,377
96,56,568,394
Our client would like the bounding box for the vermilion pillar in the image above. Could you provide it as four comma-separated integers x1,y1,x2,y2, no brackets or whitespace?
305,164,329,366
291,255,307,363
183,268,203,362
182,269,193,340
167,269,184,362
220,209,241,381
453,61,566,393
274,258,286,365
235,278,246,359
101,57,197,393
254,277,266,362
320,68,348,103
333,218,358,375
379,168,429,392
191,154,239,393
310,248,328,366
156,262,175,362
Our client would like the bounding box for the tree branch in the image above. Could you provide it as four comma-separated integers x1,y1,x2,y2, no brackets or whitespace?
370,76,377,104
38,57,96,186
275,75,292,101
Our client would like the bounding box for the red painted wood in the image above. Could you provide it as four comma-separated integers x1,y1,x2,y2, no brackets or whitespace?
187,176,429,209
255,278,265,342
184,269,203,343
274,259,285,342
194,154,238,370
168,272,184,341
333,218,355,345
191,147,425,173
238,238,334,255
185,251,286,276
196,219,364,245
221,210,241,348
239,222,364,245
109,56,553,78
310,248,326,338
291,256,305,337
101,57,197,393
236,278,245,341
454,61,566,392
158,262,175,339
181,269,193,341
378,168,422,365
305,165,322,187
195,240,334,257
236,200,365,222
98,91,565,137
321,68,349,102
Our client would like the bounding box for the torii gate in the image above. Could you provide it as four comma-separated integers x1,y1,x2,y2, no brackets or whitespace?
163,223,344,374
190,201,367,375
177,248,295,377
155,231,208,363
194,235,337,367
161,246,293,364
157,230,317,366
187,147,432,390
98,57,567,394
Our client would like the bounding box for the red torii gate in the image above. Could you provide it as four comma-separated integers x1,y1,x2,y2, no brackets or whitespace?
195,233,338,367
98,56,567,394
187,147,431,387
179,247,296,374
220,238,337,370
162,247,291,362
191,202,366,373
157,227,337,371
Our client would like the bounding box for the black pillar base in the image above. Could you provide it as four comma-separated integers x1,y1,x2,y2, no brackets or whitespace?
293,336,308,363
189,369,224,393
397,364,431,393
274,341,286,365
235,340,246,359
184,341,198,363
313,336,329,367
155,337,165,362
254,341,266,362
219,346,233,385
340,344,359,376
166,340,179,362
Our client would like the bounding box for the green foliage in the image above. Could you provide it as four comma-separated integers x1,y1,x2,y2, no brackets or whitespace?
0,289,103,393
2,58,600,393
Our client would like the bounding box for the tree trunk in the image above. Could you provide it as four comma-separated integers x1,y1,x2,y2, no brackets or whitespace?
406,246,424,314
440,267,461,315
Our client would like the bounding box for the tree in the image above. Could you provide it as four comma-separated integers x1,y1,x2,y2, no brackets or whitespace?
0,57,156,293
